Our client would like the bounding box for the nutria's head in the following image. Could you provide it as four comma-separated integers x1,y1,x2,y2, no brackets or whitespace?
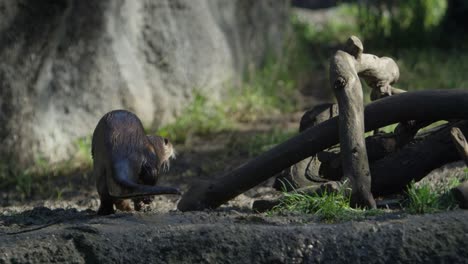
147,135,175,172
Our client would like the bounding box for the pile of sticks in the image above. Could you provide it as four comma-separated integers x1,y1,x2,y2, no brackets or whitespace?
177,36,468,211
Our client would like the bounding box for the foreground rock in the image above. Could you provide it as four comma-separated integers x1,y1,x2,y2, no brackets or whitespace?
1,208,467,263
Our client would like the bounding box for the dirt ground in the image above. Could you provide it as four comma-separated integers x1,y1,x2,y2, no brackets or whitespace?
1,203,467,263
1,109,468,263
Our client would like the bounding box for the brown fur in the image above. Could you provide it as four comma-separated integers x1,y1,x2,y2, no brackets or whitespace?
92,110,178,215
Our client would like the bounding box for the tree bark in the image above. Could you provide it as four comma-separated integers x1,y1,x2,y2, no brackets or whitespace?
314,122,468,197
450,127,468,166
370,121,468,195
450,126,468,209
177,90,468,211
330,48,375,208
329,36,403,208
273,103,338,191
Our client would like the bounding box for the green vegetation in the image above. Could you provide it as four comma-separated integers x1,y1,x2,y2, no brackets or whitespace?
356,0,448,48
270,184,382,223
157,93,233,143
405,181,442,214
294,1,467,94
405,180,459,214
75,136,93,167
0,137,93,200
270,168,468,222
293,4,359,46
225,58,301,122
396,49,468,90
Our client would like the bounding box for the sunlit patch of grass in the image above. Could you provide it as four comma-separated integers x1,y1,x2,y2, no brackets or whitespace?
405,181,440,214
405,180,459,214
270,170,464,221
270,185,383,223
158,93,234,144
224,24,311,123
225,70,297,123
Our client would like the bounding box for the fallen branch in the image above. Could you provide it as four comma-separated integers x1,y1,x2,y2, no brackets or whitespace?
319,122,462,195
177,90,468,211
273,103,338,191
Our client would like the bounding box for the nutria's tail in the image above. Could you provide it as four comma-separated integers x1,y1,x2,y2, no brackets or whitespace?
107,160,181,199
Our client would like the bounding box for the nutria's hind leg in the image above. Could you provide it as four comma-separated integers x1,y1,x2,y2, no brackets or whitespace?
115,199,132,211
97,197,115,215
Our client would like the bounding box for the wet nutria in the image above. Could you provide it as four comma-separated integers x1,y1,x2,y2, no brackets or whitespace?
92,110,180,215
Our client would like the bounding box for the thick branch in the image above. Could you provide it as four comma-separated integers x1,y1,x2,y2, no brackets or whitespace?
370,122,468,195
273,103,338,191
330,48,375,208
177,90,468,211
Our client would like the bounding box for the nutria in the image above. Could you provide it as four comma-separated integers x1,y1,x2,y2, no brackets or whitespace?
92,109,180,215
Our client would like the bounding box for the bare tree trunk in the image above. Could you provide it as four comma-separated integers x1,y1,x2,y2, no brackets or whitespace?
330,47,375,208
329,36,402,208
177,90,468,211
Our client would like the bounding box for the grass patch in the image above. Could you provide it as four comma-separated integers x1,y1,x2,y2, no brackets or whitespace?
224,60,300,122
0,136,93,200
270,170,466,222
405,180,460,214
270,184,382,223
75,136,93,167
157,93,233,144
395,49,468,90
405,181,441,214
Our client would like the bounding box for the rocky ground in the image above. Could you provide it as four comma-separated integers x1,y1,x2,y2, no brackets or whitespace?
1,205,467,263
1,117,468,263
